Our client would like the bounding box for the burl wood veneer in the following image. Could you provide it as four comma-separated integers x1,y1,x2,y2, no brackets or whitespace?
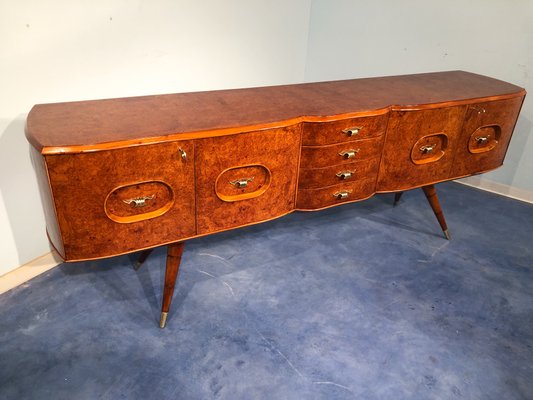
26,71,526,327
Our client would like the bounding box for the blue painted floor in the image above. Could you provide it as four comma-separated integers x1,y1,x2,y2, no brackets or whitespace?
1,182,532,399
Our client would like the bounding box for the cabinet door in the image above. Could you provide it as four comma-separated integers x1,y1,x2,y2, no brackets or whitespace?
377,106,466,191
450,96,524,178
46,141,195,260
195,126,301,234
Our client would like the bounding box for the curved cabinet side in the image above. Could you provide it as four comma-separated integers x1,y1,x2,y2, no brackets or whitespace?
31,148,65,259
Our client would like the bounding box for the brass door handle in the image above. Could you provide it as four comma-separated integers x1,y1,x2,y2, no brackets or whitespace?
419,144,436,154
342,127,362,137
230,177,254,188
339,149,359,159
123,195,155,208
333,190,351,200
336,170,355,180
178,147,187,161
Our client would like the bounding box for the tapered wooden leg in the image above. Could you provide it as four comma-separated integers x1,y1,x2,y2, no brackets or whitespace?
393,191,404,206
422,185,451,240
133,248,154,271
160,242,185,328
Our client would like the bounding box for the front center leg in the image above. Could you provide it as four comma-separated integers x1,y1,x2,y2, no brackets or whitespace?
160,242,185,328
422,184,451,240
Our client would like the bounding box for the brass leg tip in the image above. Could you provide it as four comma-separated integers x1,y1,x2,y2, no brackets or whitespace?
444,229,451,240
159,312,168,329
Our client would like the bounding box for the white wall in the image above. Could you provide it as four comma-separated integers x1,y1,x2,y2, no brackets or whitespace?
305,0,533,199
0,0,312,275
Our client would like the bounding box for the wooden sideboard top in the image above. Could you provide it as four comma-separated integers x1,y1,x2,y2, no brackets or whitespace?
26,71,525,154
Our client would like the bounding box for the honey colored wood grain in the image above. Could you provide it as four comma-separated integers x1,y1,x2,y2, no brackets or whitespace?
44,141,196,260
300,135,385,169
450,97,525,177
24,72,527,329
26,71,525,153
26,72,526,263
30,147,65,257
377,106,468,191
302,113,389,146
296,178,377,210
161,242,185,314
410,134,449,165
104,181,174,223
214,164,271,202
195,126,301,234
298,158,380,189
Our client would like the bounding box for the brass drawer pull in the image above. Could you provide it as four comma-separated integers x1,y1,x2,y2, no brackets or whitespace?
332,190,352,200
339,149,359,159
123,195,155,208
336,170,355,180
230,177,254,188
419,144,436,154
475,135,489,144
342,127,362,137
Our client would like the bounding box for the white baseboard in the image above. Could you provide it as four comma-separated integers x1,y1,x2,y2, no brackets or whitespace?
0,251,62,295
455,176,533,204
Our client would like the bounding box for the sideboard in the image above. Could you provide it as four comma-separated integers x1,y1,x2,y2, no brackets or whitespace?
26,71,526,327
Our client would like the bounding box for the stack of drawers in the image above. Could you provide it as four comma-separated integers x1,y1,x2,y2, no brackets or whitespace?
296,113,389,210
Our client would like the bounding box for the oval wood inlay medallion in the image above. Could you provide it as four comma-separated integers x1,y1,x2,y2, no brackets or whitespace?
468,125,501,154
215,164,271,202
410,133,449,165
105,180,174,223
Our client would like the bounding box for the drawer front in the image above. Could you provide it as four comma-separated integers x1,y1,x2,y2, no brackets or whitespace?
45,141,196,260
298,158,380,189
302,113,389,146
300,136,384,169
296,178,376,210
450,96,524,178
195,125,301,234
377,106,466,191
